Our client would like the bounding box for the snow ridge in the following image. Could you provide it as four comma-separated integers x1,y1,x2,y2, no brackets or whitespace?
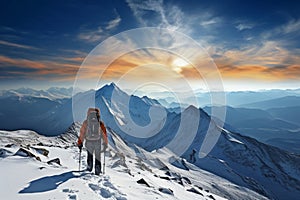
0,128,234,200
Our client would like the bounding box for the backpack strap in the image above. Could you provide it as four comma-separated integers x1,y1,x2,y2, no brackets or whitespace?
100,121,108,145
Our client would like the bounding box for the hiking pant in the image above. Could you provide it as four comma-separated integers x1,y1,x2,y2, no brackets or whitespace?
85,139,102,174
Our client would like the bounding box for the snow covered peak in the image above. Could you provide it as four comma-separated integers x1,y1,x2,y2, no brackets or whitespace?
182,105,210,120
184,104,198,111
141,96,161,106
96,82,127,99
99,82,121,93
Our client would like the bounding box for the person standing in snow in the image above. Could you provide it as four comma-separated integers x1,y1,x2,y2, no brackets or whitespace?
189,149,196,163
77,108,108,175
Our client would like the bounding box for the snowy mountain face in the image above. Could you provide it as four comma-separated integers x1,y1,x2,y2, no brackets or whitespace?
53,83,300,199
196,129,300,199
1,83,300,199
0,127,267,200
96,85,300,199
0,87,78,133
0,96,61,132
203,106,300,153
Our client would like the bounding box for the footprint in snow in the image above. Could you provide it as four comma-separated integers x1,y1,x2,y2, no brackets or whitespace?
100,187,113,198
87,177,127,200
88,183,113,198
62,188,79,193
68,194,77,200
103,180,117,190
88,183,101,191
62,188,78,200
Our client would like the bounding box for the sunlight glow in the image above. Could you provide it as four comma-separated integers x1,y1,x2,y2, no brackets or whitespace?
172,58,189,67
172,58,189,73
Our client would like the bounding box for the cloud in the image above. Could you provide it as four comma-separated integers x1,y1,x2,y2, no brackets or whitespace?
202,38,300,81
60,49,87,57
235,23,254,31
212,40,298,67
126,0,222,41
0,55,47,69
78,27,104,43
177,58,300,81
217,64,300,80
86,47,192,83
0,26,16,32
0,40,39,50
126,0,190,33
78,11,122,43
281,19,300,34
199,19,300,82
62,57,85,62
126,0,163,26
75,1,299,85
200,17,221,26
262,18,300,41
0,55,79,81
105,15,122,30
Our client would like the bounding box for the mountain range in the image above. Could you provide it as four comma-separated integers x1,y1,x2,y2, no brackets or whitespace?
204,104,300,154
0,87,79,101
1,83,300,199
150,89,300,108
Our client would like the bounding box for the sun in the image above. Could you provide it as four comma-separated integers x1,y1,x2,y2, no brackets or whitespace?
172,58,189,67
172,58,189,73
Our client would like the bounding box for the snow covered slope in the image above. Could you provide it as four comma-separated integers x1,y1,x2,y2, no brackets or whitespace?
105,100,300,199
1,83,299,199
81,84,300,200
0,128,266,200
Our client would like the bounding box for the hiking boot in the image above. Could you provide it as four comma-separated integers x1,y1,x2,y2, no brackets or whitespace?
86,165,92,172
95,165,101,175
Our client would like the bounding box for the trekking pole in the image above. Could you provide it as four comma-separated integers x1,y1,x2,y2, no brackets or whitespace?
103,148,106,175
78,147,82,171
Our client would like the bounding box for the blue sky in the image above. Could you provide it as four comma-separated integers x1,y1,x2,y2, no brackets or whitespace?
0,0,299,91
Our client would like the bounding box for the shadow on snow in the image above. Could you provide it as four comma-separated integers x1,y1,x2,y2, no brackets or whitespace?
19,170,87,193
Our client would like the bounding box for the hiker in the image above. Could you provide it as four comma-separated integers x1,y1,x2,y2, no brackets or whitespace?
77,108,108,175
189,149,196,163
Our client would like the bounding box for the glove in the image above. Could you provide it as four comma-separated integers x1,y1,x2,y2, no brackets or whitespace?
77,139,83,150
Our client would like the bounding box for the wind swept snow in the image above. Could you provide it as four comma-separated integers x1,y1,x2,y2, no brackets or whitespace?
0,129,261,200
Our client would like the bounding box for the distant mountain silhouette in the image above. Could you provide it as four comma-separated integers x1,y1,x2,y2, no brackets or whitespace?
241,96,300,109
204,105,300,153
268,106,300,126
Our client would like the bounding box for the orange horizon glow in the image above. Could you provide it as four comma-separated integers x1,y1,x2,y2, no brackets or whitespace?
1,48,299,83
